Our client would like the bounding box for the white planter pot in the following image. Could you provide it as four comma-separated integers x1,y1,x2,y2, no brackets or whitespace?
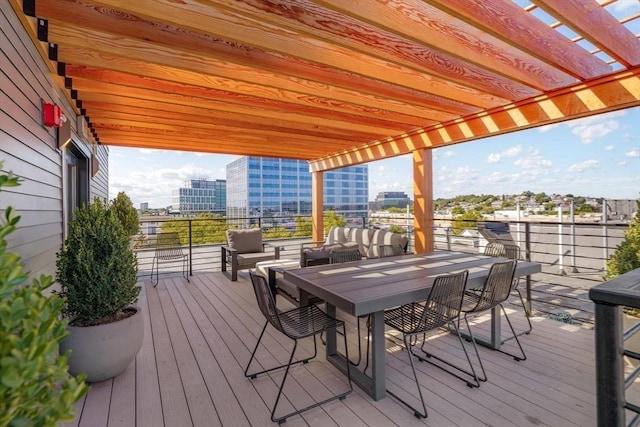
60,306,144,383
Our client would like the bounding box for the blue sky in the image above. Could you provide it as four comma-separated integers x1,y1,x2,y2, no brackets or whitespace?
109,107,639,209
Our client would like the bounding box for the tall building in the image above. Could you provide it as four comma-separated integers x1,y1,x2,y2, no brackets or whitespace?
171,179,226,214
226,157,368,220
139,202,149,212
371,191,411,211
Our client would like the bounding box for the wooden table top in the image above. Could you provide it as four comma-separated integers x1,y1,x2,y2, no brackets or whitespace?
284,251,541,317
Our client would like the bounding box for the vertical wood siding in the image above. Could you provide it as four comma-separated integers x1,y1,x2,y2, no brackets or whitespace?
0,3,108,278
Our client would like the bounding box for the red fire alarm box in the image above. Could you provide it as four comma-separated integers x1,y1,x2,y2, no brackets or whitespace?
43,103,62,127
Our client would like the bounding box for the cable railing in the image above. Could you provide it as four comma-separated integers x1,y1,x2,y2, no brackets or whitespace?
134,215,628,288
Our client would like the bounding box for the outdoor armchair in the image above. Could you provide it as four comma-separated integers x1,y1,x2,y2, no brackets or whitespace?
221,228,280,281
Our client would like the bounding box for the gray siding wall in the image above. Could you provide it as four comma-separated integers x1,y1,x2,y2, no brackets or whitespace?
0,2,108,279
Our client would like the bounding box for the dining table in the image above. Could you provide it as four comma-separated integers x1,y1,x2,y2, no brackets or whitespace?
283,250,541,400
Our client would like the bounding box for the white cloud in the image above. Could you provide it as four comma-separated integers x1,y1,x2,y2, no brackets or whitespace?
502,145,522,157
443,150,455,158
487,153,500,163
618,160,628,166
567,110,625,144
568,160,600,173
605,145,614,151
538,123,560,133
625,149,640,158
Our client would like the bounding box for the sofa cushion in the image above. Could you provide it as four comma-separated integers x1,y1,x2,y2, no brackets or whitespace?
324,226,349,245
226,228,263,254
368,229,409,258
347,228,376,257
236,252,276,269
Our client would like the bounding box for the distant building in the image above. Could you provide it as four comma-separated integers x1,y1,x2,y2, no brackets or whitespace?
370,191,411,211
139,202,149,211
226,156,368,221
171,179,226,214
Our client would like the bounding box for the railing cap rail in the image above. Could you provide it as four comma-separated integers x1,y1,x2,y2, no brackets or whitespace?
589,268,640,308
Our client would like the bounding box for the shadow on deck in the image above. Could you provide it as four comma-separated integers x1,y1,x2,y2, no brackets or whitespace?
66,271,596,426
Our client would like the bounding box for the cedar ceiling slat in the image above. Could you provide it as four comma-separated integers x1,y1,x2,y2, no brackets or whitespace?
310,68,640,171
96,129,333,159
214,0,549,96
89,113,362,147
296,0,575,90
10,0,638,165
34,0,479,117
82,102,382,141
71,78,407,136
47,24,435,126
533,0,640,67
417,0,611,80
79,0,511,107
65,65,417,133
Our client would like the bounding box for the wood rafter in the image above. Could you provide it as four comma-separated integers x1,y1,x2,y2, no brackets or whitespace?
7,0,639,166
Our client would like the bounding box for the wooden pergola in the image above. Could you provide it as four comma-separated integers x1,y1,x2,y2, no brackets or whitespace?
11,0,640,250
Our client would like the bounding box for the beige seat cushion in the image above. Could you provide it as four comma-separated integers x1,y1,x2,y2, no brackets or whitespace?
226,228,263,254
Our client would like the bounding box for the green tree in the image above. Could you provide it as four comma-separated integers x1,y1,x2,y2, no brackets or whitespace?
451,206,465,215
606,201,640,280
388,225,406,234
451,210,484,235
263,226,292,239
0,164,88,425
323,210,346,234
293,216,312,237
110,192,139,237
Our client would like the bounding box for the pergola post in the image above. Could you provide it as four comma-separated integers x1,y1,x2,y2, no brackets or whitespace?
311,170,324,243
413,149,434,253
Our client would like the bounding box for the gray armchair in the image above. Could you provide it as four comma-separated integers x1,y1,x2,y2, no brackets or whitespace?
221,228,280,281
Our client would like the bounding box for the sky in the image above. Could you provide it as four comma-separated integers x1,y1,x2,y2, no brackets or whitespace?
108,107,640,209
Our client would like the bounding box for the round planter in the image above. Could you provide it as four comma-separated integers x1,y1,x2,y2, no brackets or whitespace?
60,306,144,383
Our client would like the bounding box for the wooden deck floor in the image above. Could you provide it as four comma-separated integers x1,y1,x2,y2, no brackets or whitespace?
65,271,597,427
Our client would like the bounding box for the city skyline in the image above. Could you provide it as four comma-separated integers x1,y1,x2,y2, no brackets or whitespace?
109,107,640,208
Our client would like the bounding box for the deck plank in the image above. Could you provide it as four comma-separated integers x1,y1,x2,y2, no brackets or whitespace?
134,282,164,427
69,272,599,427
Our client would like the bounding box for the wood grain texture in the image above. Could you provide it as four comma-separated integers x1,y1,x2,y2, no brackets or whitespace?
9,0,639,163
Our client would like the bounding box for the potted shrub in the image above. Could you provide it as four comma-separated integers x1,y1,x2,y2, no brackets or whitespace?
0,164,87,424
57,198,143,383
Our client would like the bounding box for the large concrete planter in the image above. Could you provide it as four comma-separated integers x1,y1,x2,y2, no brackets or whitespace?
61,306,144,383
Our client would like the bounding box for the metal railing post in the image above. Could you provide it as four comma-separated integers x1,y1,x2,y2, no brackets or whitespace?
558,206,566,275
188,219,193,277
594,302,625,426
525,222,532,315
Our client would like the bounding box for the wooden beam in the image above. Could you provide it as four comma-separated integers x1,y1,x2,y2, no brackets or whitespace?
533,0,640,67
418,0,611,80
413,149,433,253
312,0,575,91
34,0,480,118
309,67,640,171
312,171,324,243
71,0,511,108
46,22,444,126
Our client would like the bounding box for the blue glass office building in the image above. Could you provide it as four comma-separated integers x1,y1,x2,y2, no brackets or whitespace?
226,157,368,219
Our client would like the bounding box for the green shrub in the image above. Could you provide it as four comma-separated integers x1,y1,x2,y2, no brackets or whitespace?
605,201,640,280
0,165,87,426
110,191,139,237
56,198,139,326
388,225,406,234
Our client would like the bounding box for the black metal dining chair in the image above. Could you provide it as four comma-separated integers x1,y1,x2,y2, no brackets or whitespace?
483,242,533,335
383,270,477,419
151,232,189,287
460,259,526,383
244,272,352,424
326,249,369,368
